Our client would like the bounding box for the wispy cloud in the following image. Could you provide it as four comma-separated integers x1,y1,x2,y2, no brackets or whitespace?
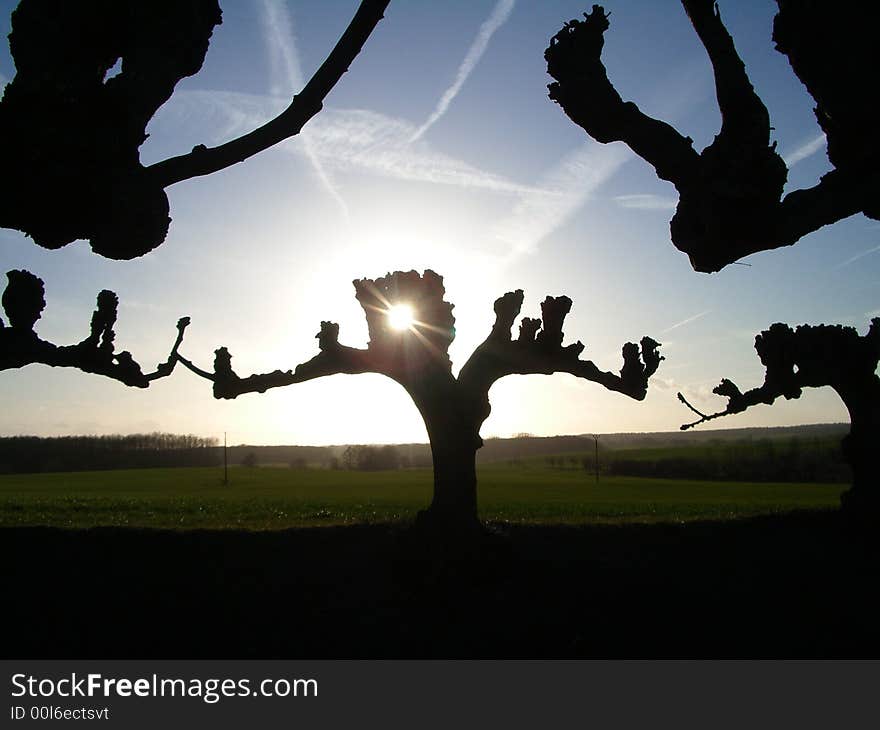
834,244,880,270
260,0,304,95
410,0,516,142
613,193,677,211
159,89,547,196
492,141,632,260
650,376,678,392
782,132,826,168
660,309,711,334
303,107,549,194
259,0,349,217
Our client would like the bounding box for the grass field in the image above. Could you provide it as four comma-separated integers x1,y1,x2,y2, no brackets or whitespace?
0,464,844,529
3,464,875,658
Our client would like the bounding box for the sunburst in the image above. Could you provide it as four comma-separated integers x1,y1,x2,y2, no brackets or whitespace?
387,303,415,331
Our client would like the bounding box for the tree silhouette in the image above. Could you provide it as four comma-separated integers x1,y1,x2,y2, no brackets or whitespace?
0,0,389,259
678,319,880,518
0,269,189,387
174,270,663,532
545,1,879,273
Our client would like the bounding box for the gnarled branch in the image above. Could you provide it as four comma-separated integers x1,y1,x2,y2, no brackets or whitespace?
0,270,189,387
176,270,458,398
176,328,379,401
546,1,879,272
679,319,880,430
147,0,391,188
677,319,880,515
0,0,390,259
178,270,663,408
459,288,662,401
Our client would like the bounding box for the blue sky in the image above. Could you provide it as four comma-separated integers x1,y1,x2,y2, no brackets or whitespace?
1,0,876,445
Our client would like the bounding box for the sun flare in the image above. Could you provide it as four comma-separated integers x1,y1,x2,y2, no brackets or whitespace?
387,304,415,331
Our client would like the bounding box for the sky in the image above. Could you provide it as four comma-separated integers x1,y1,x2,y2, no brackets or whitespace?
0,0,876,446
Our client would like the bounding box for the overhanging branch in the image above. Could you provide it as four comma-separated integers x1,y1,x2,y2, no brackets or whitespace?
0,0,390,259
545,2,878,273
147,0,391,187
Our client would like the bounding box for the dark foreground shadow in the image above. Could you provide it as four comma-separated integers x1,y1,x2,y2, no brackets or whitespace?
3,512,878,658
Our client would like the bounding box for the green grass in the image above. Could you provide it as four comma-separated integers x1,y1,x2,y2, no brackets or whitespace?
0,464,846,530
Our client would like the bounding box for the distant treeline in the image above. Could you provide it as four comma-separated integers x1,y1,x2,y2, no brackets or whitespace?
227,444,341,469
476,423,849,462
536,436,850,483
235,444,433,471
340,444,433,471
1,424,851,481
0,434,220,474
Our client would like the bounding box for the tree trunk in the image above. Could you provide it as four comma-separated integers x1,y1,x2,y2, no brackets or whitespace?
417,432,481,534
409,390,485,536
838,382,880,521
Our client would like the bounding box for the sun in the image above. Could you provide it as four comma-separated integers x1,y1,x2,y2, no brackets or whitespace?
387,303,415,331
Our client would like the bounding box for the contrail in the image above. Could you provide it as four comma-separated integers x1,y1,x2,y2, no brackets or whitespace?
162,91,549,195
782,132,826,168
410,0,516,143
259,0,349,218
660,310,711,334
493,141,632,262
834,243,880,270
613,194,677,210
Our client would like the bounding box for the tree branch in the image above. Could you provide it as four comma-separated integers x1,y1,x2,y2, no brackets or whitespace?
179,272,663,421
0,0,389,258
677,379,777,430
145,317,191,382
176,270,462,399
682,0,770,147
679,319,880,429
0,270,189,388
545,5,700,185
147,0,391,188
546,2,877,273
459,288,662,400
177,320,391,399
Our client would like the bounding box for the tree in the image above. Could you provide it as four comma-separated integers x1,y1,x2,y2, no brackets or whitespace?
678,319,880,518
0,0,390,259
545,1,880,521
545,1,879,273
0,269,189,387
342,445,402,472
175,270,663,532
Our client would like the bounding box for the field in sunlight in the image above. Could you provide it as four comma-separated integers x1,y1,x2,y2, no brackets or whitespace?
0,465,843,529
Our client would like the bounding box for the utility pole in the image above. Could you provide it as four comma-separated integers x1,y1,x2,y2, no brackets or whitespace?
224,431,228,486
592,434,599,484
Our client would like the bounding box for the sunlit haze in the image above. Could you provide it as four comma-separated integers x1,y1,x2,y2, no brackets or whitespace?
1,0,871,445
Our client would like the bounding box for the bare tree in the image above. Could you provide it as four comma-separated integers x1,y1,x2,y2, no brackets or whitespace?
0,0,390,259
545,1,879,273
678,319,880,517
0,269,189,387
175,270,662,532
